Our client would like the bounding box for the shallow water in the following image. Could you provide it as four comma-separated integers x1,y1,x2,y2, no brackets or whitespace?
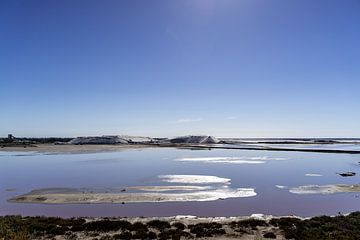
1,147,360,217
262,143,360,151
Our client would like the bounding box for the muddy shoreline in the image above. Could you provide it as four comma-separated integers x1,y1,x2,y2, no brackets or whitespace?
1,142,360,154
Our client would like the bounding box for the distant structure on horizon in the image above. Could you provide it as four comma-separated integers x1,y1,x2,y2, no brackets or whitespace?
67,135,219,145
169,135,219,144
68,135,153,145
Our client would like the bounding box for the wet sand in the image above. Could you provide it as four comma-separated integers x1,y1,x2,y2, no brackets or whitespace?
289,184,360,195
12,184,360,204
8,186,256,204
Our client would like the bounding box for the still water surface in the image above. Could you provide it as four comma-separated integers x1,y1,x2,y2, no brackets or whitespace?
1,147,360,217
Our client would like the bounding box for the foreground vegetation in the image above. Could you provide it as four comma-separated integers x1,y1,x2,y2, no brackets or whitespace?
1,212,360,239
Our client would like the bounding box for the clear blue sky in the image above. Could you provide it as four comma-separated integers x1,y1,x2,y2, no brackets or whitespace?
1,0,359,138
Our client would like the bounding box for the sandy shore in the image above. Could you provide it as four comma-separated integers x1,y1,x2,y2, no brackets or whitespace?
289,184,360,194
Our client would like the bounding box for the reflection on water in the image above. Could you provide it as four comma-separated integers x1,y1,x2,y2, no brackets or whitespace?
174,156,287,164
305,173,323,177
0,148,360,217
158,175,231,184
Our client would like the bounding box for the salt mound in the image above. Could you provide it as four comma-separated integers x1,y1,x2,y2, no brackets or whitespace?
69,136,128,145
170,136,219,144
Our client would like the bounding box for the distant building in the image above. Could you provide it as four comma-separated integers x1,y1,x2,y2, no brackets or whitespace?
8,134,14,140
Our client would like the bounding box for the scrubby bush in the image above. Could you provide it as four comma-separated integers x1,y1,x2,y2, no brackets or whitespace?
115,220,132,230
83,220,132,232
263,232,276,238
189,222,225,238
234,219,268,229
0,216,86,239
3,213,360,240
132,229,149,240
113,231,132,240
158,229,191,240
270,213,360,240
269,217,302,239
148,231,157,239
147,220,171,230
84,220,120,232
129,222,148,232
171,222,186,230
99,235,112,240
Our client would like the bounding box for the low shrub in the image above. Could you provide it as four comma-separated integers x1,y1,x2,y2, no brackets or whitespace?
132,229,149,240
84,220,128,232
270,213,360,240
189,222,225,238
235,219,268,229
113,231,132,240
148,231,157,239
263,232,276,238
158,229,191,240
172,222,186,230
129,222,148,232
147,220,171,230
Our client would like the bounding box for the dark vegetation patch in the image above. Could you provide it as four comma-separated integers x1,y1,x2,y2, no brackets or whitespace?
131,229,150,239
270,212,360,240
172,222,186,230
148,231,158,239
2,212,360,239
231,219,268,229
263,231,277,238
0,215,85,239
99,234,113,240
269,217,302,239
158,229,192,240
129,221,148,232
83,220,132,232
146,220,171,230
189,222,225,238
113,231,132,240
